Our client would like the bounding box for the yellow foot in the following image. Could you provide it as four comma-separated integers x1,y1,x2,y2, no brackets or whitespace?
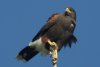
47,40,58,51
47,40,58,67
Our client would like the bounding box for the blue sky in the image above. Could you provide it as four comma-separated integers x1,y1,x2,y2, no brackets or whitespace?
0,0,100,67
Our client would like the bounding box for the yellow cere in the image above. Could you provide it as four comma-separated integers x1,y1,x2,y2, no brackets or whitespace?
66,8,72,13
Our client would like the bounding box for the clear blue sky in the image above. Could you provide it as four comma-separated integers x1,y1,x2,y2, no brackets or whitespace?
0,0,100,67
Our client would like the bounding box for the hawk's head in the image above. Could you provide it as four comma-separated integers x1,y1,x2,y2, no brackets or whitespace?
64,7,76,20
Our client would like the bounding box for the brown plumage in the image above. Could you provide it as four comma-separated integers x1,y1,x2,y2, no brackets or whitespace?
16,7,77,62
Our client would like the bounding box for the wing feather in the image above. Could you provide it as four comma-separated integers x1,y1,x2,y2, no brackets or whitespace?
32,13,60,42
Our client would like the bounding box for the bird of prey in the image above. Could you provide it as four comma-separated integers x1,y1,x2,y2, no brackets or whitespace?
16,7,77,62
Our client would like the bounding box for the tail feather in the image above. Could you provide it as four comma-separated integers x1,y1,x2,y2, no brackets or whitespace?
16,46,38,62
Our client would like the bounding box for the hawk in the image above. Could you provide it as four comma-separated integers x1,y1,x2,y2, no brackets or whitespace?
16,7,77,62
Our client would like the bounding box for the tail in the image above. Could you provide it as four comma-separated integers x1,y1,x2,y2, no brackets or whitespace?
16,46,38,62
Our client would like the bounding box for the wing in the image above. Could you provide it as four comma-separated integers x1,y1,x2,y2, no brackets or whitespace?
56,16,77,48
64,20,77,48
32,13,60,42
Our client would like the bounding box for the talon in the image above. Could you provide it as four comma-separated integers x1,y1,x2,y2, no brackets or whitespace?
47,40,58,49
47,39,58,67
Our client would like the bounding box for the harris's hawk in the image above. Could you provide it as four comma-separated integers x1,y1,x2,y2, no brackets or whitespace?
16,7,77,62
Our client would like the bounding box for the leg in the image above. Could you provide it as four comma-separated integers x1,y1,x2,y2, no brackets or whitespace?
47,40,58,67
